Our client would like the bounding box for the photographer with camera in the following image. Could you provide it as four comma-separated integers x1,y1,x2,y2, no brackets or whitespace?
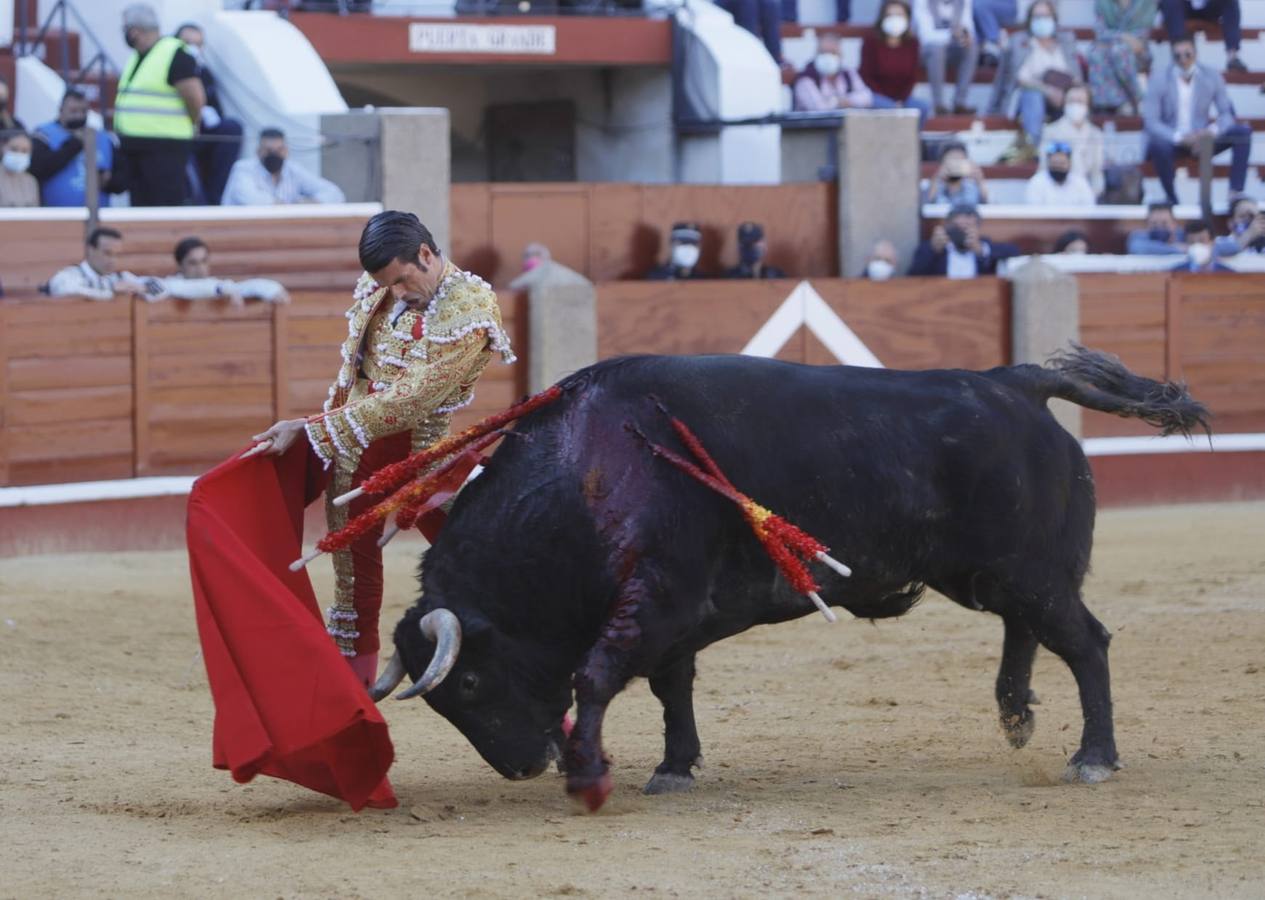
909,203,1019,278
1216,195,1265,256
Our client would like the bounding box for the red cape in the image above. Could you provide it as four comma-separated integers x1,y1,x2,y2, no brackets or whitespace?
186,443,396,811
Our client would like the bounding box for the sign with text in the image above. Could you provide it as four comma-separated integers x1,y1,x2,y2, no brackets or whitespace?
408,23,557,56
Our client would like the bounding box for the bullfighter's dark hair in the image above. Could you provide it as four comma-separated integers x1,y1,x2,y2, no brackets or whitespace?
174,236,208,265
358,210,440,274
87,226,123,248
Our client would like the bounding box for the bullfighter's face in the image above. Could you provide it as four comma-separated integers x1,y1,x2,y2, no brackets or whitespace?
395,613,569,781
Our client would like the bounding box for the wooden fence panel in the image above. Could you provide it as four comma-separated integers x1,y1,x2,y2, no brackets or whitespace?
1077,272,1171,438
811,278,1009,370
1169,273,1265,434
138,299,276,476
0,299,135,485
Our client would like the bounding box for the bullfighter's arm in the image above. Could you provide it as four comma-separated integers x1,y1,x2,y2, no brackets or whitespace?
304,331,490,474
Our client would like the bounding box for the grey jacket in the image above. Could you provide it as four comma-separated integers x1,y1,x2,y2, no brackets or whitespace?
1142,63,1237,144
988,30,1082,114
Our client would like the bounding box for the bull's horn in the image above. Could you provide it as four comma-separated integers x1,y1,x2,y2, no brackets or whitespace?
395,609,462,700
368,652,406,702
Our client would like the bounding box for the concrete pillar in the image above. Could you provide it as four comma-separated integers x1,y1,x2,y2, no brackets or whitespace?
321,108,452,253
836,109,921,278
512,261,597,393
1010,258,1082,438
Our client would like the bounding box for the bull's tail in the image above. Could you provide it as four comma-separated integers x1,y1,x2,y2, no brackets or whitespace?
1037,344,1211,437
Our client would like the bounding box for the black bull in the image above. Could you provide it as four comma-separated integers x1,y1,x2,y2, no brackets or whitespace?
372,348,1208,811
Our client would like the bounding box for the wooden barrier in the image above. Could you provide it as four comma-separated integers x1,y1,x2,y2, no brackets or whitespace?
0,290,527,487
596,277,1010,370
452,182,838,288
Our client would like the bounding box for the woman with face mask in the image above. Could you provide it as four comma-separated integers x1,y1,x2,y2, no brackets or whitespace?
859,1,933,125
793,33,877,112
1087,0,1157,114
0,132,40,208
990,0,1083,159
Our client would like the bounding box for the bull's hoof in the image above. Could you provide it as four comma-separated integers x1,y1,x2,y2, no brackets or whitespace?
643,772,695,795
1063,752,1123,784
1000,709,1036,749
566,771,613,812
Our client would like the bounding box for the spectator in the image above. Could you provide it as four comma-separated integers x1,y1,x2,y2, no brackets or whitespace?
913,0,978,115
726,222,786,278
1143,35,1252,206
924,140,990,204
164,236,290,303
222,127,346,206
991,0,1082,157
1126,201,1187,254
0,132,39,208
646,222,709,280
717,0,783,62
909,203,1020,277
1054,229,1090,253
1040,84,1107,195
47,227,154,301
1161,0,1245,72
860,1,933,124
176,22,245,205
794,33,874,111
0,76,25,132
113,3,206,207
1088,0,1157,114
862,239,901,279
1215,194,1265,255
1025,141,1098,205
1172,220,1234,270
30,89,113,207
974,0,1017,68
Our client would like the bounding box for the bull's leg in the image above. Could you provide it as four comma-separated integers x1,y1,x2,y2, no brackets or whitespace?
1025,596,1120,783
644,653,702,795
565,645,632,812
996,615,1039,748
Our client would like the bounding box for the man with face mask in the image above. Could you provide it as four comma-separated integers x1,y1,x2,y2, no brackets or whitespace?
113,3,205,207
1040,84,1106,195
861,239,901,280
247,211,515,689
1126,201,1188,255
29,89,114,207
793,33,875,111
1171,220,1233,272
1024,142,1097,206
725,222,786,279
0,132,39,208
1143,35,1253,206
645,222,709,281
222,127,346,206
175,22,244,205
1215,195,1265,256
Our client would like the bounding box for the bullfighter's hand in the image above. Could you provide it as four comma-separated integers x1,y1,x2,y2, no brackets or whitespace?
242,418,307,459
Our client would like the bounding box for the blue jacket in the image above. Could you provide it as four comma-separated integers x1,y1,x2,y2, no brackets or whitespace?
1143,63,1238,144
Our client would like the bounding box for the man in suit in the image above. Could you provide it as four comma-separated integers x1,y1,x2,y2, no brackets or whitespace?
908,203,1020,278
1143,34,1252,206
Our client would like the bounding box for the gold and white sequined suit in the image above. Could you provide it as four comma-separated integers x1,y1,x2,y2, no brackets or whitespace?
304,261,515,656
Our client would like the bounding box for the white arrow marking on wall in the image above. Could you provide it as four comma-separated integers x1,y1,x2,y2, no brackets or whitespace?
740,281,884,368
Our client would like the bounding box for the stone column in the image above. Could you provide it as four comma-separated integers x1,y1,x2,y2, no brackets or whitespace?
321,108,451,252
512,261,597,393
1010,258,1082,437
836,109,921,278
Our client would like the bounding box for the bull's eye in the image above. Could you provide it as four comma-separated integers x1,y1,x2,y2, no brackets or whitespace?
459,671,480,699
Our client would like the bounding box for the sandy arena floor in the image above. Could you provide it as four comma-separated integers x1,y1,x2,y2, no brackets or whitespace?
1,502,1263,898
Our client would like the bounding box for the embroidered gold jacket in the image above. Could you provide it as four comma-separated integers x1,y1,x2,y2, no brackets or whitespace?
304,261,515,475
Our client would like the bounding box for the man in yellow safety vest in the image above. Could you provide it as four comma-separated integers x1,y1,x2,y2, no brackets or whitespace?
113,3,205,206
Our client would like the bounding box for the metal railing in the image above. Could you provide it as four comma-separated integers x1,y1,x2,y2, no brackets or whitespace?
14,0,121,111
